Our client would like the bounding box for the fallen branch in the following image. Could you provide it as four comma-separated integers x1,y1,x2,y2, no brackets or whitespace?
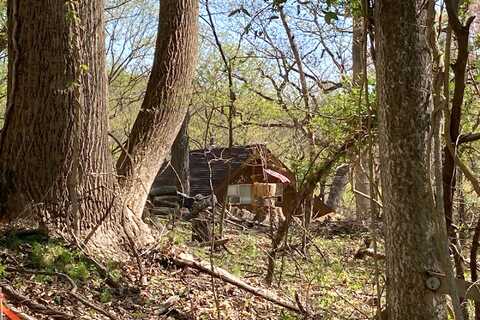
171,252,308,315
69,234,125,290
82,255,122,290
352,189,383,208
224,218,247,230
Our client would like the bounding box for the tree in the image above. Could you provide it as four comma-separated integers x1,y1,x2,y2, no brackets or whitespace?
351,7,370,222
163,113,190,194
375,0,447,318
0,0,199,256
326,164,349,211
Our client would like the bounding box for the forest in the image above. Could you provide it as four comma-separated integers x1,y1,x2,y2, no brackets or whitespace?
0,0,479,319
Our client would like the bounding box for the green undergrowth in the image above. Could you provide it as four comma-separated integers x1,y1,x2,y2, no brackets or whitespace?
0,230,121,286
1,221,381,318
30,241,91,281
165,222,381,318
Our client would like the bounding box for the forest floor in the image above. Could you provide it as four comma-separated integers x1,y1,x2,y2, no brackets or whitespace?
0,216,381,320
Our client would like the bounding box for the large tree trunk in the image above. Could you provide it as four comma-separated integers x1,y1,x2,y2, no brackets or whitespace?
116,1,198,218
0,0,126,249
0,0,199,256
375,1,445,318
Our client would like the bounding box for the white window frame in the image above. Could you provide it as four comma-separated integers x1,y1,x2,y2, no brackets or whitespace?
227,184,252,205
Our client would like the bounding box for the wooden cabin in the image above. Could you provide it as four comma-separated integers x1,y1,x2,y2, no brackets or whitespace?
152,144,296,210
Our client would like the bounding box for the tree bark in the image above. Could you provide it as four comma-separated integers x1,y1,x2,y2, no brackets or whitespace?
352,14,365,88
353,152,370,221
0,0,199,256
352,13,370,222
442,1,476,319
442,0,474,291
375,1,444,318
0,0,124,246
326,164,349,211
116,0,198,218
425,1,462,318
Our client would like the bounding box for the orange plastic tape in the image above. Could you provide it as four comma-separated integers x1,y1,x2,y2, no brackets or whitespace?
0,293,22,320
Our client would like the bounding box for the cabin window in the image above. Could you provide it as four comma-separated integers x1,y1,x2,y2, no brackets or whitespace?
227,184,252,205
